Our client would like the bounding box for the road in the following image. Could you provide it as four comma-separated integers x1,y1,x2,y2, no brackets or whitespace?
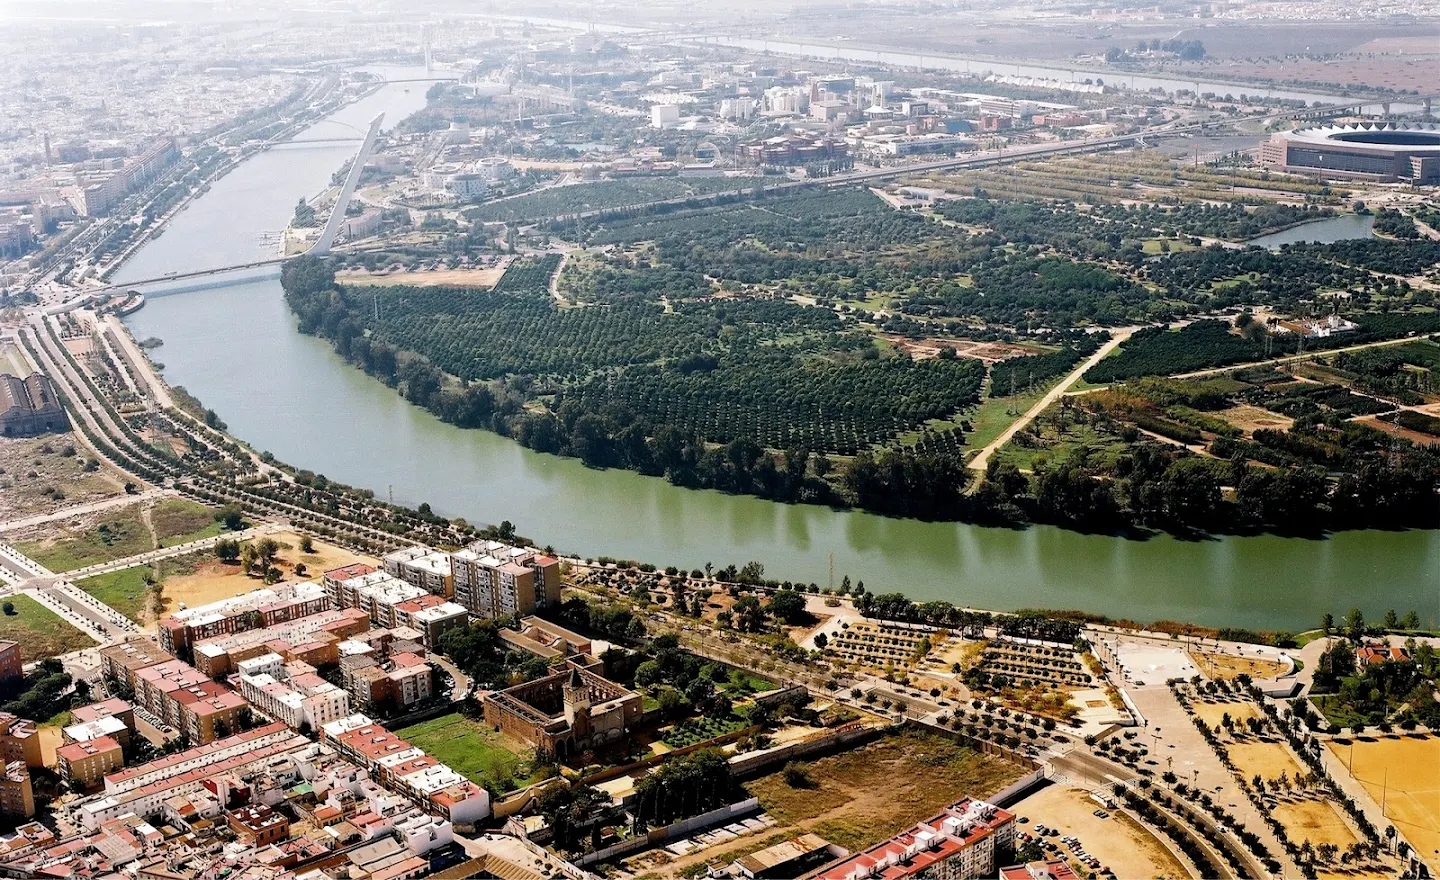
967,327,1136,473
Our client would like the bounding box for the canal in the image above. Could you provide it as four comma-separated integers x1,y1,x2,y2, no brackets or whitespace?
116,78,1438,632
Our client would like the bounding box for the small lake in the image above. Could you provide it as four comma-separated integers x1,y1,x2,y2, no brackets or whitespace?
1247,213,1376,248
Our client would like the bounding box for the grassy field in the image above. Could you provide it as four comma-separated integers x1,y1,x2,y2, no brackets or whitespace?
992,402,1131,472
960,387,1048,459
0,595,95,658
151,499,221,546
745,730,1024,851
396,712,539,793
14,504,153,572
76,565,153,624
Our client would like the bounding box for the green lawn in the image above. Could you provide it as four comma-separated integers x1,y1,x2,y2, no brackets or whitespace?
151,499,221,546
76,565,153,624
0,595,95,659
396,712,539,793
960,388,1049,458
14,504,153,573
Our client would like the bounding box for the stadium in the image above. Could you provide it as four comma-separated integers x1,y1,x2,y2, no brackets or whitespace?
1260,122,1440,184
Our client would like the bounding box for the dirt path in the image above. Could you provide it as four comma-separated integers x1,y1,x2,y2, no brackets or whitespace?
139,500,160,550
1171,334,1432,380
967,327,1136,474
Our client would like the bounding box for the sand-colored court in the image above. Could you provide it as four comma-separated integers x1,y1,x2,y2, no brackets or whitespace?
1328,735,1440,875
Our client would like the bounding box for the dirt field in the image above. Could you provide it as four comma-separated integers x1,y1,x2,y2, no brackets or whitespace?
336,267,506,288
1272,799,1360,850
1174,56,1440,93
622,731,1024,878
1227,741,1306,784
1328,735,1440,875
1015,783,1190,879
1190,700,1261,732
0,435,128,522
887,335,1040,364
156,531,376,617
1216,405,1294,435
1188,650,1287,681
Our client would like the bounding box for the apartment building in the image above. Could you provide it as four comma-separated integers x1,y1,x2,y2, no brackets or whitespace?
332,571,430,628
321,716,489,827
323,563,377,606
391,595,467,648
815,798,1015,880
172,682,249,743
134,659,208,727
100,636,174,691
237,654,350,732
191,607,370,677
0,640,21,680
158,582,329,654
227,803,290,846
384,547,454,597
450,541,561,619
0,713,42,768
63,715,130,749
0,762,33,819
57,736,124,790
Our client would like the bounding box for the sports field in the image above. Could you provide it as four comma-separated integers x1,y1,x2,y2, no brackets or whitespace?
1328,735,1440,874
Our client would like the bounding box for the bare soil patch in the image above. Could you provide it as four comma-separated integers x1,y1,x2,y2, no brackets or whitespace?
0,435,127,522
157,531,375,616
1217,404,1294,435
336,267,506,288
1189,650,1287,681
1271,799,1359,851
1327,735,1440,875
622,731,1023,878
1190,700,1262,731
1227,741,1306,784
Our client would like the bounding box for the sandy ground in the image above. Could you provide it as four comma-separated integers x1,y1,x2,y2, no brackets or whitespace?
1227,741,1306,784
37,727,61,768
158,531,376,617
1217,404,1294,435
1328,736,1440,873
336,267,507,288
1272,799,1360,850
1190,700,1261,732
0,434,128,522
1188,651,1287,681
1014,783,1190,879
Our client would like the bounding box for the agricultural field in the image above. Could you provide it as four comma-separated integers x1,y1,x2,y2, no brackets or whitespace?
827,621,948,672
284,175,1440,534
0,435,128,523
0,595,95,659
396,712,541,793
1327,735,1440,874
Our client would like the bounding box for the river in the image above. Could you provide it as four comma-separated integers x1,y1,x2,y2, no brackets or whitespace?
115,77,1438,632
